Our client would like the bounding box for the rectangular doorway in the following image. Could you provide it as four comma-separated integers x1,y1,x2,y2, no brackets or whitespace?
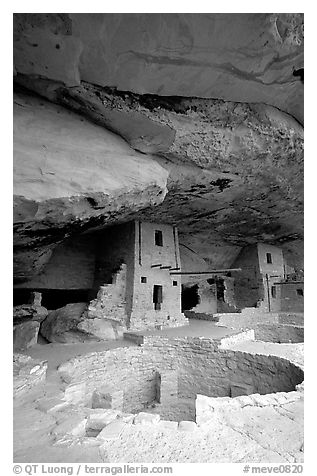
153,285,163,310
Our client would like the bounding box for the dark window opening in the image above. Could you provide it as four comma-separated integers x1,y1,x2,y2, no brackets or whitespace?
155,230,163,247
266,253,272,264
208,277,225,301
296,288,304,297
216,278,225,302
153,285,163,310
271,286,277,298
173,281,178,286
141,276,147,283
181,284,199,311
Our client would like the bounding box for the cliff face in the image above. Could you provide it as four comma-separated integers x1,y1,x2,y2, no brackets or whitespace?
13,14,304,282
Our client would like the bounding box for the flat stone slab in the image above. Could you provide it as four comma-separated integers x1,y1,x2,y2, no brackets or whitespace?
64,382,86,405
54,436,103,448
178,421,197,432
52,415,87,438
133,412,160,425
36,397,69,414
97,420,127,440
157,420,179,431
86,410,119,430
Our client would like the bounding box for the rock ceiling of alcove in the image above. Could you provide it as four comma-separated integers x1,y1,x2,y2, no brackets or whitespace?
13,13,304,282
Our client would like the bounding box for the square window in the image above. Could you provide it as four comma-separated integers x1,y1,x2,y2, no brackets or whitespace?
155,230,163,247
141,277,147,283
173,281,178,286
266,253,272,264
296,288,303,297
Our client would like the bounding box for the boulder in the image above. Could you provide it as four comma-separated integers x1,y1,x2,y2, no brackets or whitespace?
13,304,48,324
40,303,88,343
13,320,40,350
40,302,124,343
77,318,123,340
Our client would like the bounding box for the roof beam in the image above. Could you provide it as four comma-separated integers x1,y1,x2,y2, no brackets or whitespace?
170,268,242,275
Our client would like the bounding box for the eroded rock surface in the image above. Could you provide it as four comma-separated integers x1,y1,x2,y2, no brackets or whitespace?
13,13,304,283
14,13,304,122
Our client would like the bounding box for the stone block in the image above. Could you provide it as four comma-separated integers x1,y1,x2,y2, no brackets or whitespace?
64,382,86,405
111,390,124,410
157,420,178,431
117,413,135,424
91,389,123,410
133,412,160,425
230,383,254,397
97,420,127,440
86,410,118,430
296,382,304,392
13,320,40,350
91,390,112,409
178,421,197,432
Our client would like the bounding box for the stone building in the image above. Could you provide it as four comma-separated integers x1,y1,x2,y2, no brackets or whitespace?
231,243,304,312
181,275,237,318
14,221,187,332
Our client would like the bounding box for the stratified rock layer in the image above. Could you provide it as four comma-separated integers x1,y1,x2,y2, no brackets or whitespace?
14,13,304,122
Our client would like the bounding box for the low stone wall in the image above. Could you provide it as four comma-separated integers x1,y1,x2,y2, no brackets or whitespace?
254,324,304,343
58,335,304,421
219,329,255,349
196,385,304,427
215,311,279,329
144,336,303,403
184,311,218,321
58,346,176,413
278,313,304,326
216,311,304,329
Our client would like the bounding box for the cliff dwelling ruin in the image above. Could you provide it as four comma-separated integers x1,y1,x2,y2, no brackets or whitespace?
12,12,304,467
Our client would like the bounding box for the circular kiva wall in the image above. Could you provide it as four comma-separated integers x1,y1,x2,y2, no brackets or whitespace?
253,325,304,343
58,337,304,421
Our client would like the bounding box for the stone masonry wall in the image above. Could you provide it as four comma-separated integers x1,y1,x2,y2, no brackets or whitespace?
58,336,303,419
196,385,304,427
190,281,218,314
129,221,187,330
58,346,176,413
215,310,279,329
254,324,304,343
87,264,127,326
143,336,303,401
280,282,304,312
257,243,284,276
